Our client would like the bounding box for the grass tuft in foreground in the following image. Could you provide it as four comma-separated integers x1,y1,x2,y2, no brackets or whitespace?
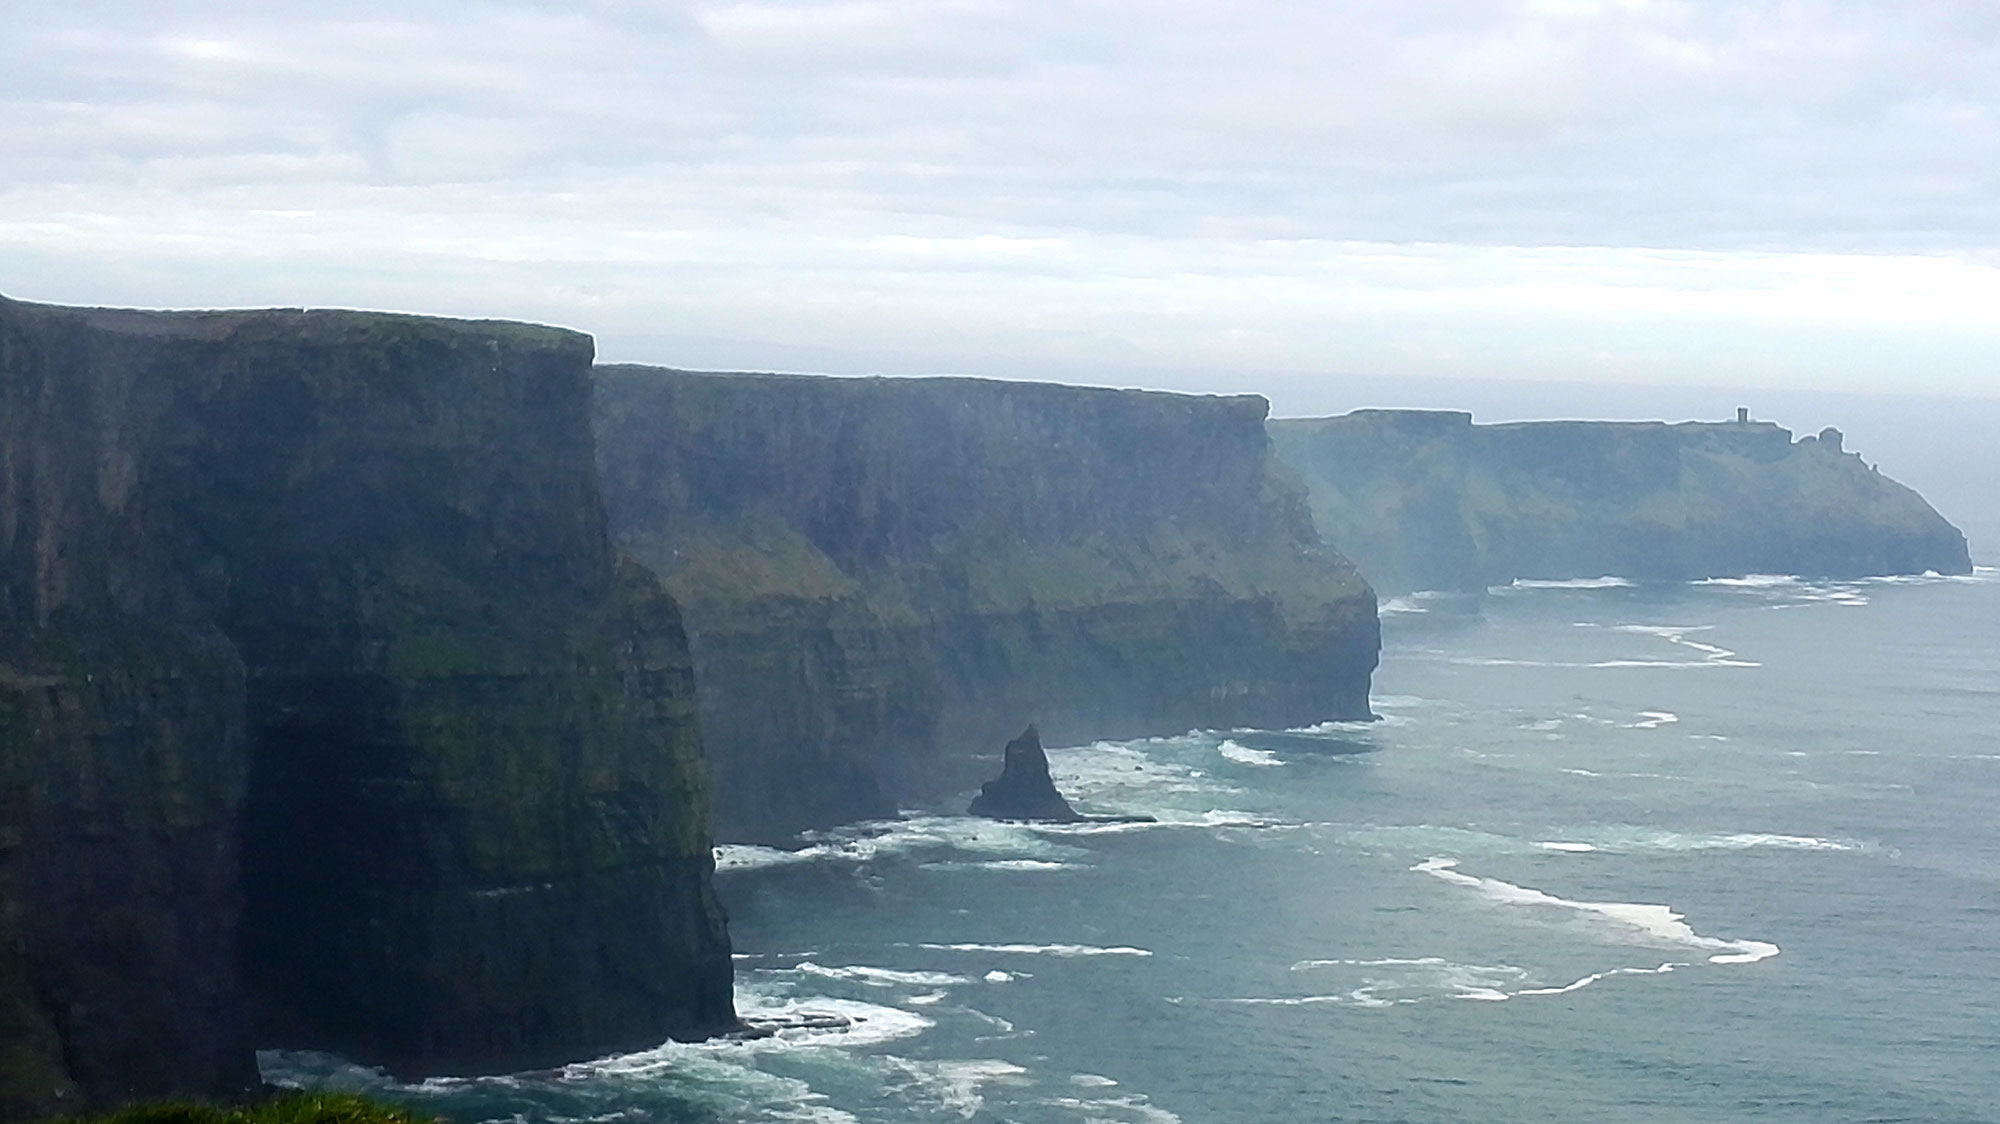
62,1093,437,1124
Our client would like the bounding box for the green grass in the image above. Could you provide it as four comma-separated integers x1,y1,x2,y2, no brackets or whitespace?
61,1092,437,1124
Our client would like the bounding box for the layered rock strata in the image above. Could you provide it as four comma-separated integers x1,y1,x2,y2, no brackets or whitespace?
593,368,1379,842
1270,410,1972,593
1,295,733,1113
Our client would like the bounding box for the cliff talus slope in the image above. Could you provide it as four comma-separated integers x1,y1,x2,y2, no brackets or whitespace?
1270,410,1972,593
1,295,732,1112
594,369,1378,842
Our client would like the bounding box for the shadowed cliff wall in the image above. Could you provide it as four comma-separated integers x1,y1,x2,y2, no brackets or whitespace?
1270,410,1972,594
1,295,733,1112
594,368,1379,842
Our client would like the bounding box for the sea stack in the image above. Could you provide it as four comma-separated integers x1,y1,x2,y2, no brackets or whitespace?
968,726,1082,821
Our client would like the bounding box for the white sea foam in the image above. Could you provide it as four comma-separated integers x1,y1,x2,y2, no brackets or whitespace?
1413,857,1780,964
1340,822,1863,857
1271,957,1542,1006
1502,576,1637,590
1601,624,1760,668
789,962,971,988
1377,589,1485,616
1222,952,1690,1007
567,1052,864,1124
1574,828,1865,854
1030,808,1279,837
1711,832,1856,851
1048,740,1241,804
1288,712,1411,731
920,859,1082,872
718,815,1086,874
716,844,824,872
1696,573,1803,588
983,970,1018,983
723,993,938,1051
1627,710,1679,729
1211,993,1362,1007
1515,963,1680,996
1336,824,1545,856
1446,624,1759,670
1048,1094,1183,1124
1694,573,1876,607
918,942,1153,958
1071,1074,1120,1087
270,985,942,1124
1217,739,1284,767
884,1058,1027,1119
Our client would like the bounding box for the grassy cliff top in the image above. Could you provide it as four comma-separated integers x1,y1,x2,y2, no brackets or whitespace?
49,1093,435,1124
595,363,1271,417
1,292,591,355
594,364,1368,618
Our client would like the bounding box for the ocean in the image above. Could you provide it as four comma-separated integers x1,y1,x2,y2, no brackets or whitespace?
266,567,2000,1123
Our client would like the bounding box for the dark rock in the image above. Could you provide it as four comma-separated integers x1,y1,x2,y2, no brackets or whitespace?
1,293,735,1110
968,726,1081,821
1270,410,1972,593
592,368,1379,842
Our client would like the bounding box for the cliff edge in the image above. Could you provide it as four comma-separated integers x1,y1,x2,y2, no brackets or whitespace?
1270,410,1972,594
1,295,733,1113
594,368,1379,842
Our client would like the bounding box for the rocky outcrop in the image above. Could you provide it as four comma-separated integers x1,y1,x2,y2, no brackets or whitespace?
593,368,1379,842
967,726,1079,821
1,294,733,1112
1270,410,1972,594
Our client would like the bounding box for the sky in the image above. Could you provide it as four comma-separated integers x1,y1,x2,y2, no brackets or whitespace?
4,0,1998,407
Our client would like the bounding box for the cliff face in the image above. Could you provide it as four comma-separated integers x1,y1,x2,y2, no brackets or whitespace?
593,368,1379,842
1270,410,1973,594
1,295,732,1112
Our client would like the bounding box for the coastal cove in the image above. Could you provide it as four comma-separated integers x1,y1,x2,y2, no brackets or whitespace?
267,568,2000,1123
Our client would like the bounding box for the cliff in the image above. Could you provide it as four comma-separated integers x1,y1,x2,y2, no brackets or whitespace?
1,295,732,1114
593,368,1379,842
1269,410,1973,593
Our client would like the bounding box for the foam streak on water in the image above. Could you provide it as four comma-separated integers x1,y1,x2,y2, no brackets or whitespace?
1413,858,1780,964
915,942,1153,958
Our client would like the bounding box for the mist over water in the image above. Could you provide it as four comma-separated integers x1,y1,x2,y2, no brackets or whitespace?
265,568,2000,1122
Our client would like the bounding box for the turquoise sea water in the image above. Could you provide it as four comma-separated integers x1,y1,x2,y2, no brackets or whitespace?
270,567,2000,1123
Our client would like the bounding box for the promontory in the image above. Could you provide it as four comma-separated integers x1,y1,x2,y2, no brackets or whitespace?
1270,409,1971,593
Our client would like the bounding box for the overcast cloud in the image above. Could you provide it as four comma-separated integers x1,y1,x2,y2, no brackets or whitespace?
4,0,1998,395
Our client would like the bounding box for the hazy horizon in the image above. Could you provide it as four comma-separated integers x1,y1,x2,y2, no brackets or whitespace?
7,0,2000,400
